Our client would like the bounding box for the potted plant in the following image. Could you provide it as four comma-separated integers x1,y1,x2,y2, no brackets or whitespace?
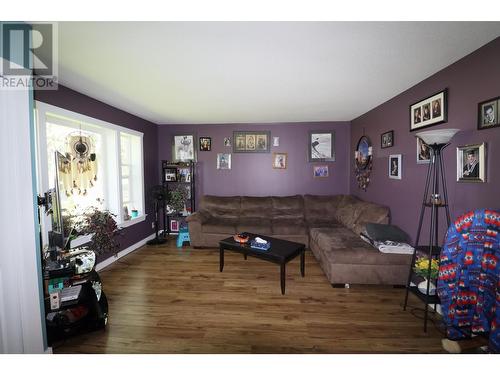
414,256,439,295
78,206,122,257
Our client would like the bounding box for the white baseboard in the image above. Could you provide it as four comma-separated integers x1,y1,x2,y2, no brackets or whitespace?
95,233,156,272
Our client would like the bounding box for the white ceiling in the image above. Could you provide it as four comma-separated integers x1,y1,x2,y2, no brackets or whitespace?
55,22,500,125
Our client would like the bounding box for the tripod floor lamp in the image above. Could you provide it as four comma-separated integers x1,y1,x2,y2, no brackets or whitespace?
403,128,460,332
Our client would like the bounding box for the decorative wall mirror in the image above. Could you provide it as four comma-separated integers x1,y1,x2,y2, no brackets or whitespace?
354,135,373,191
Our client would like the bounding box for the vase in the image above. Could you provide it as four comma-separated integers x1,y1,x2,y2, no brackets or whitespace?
417,278,436,296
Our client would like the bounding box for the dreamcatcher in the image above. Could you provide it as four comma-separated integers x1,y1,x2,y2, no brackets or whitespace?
61,125,98,196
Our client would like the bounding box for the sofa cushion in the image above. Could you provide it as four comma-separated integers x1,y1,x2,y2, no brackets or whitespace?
310,228,410,266
271,218,307,235
335,196,367,230
303,195,344,223
240,196,273,218
202,217,238,234
306,218,344,229
199,195,241,219
271,195,304,219
310,227,366,250
237,218,272,234
356,202,390,225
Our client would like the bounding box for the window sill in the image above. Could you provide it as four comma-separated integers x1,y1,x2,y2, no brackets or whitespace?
119,214,147,228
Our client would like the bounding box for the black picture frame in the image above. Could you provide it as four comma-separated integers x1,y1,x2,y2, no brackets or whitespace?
308,131,335,162
233,131,271,153
381,130,394,149
409,89,448,132
199,137,211,151
477,97,500,130
164,168,178,182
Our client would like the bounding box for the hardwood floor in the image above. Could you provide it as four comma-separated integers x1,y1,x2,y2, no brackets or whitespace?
53,242,445,353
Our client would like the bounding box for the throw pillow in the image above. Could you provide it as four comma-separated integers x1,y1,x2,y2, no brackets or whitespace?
365,223,411,243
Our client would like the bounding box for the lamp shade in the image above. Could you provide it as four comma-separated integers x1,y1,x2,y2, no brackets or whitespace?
415,128,460,145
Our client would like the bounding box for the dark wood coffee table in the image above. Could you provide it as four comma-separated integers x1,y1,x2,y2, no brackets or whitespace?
219,233,305,295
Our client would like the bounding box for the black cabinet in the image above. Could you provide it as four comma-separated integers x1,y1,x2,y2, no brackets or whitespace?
161,160,196,236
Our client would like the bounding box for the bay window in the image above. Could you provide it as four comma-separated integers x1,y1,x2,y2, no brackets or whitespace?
35,101,145,246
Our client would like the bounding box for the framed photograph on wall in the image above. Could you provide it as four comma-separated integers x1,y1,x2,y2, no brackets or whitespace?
478,97,500,130
272,152,287,169
381,130,394,148
389,154,402,180
313,165,329,178
309,131,335,162
233,131,271,153
410,89,447,131
199,137,211,151
217,153,231,169
224,137,232,147
457,143,486,183
173,134,196,161
417,137,431,164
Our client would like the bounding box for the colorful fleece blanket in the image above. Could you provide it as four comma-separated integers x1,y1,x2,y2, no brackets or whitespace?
437,209,500,353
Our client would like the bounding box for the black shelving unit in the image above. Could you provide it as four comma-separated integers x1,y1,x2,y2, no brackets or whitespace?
403,141,452,332
44,250,109,344
161,160,196,237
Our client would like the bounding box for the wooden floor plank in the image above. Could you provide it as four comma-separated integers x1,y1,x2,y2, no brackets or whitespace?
53,243,445,353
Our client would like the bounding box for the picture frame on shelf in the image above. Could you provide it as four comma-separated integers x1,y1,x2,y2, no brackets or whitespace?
233,131,271,153
410,89,447,131
217,153,231,170
478,97,499,130
457,143,486,183
389,154,402,180
199,137,211,151
272,152,287,169
170,219,179,232
165,168,177,182
173,134,196,161
178,168,191,182
313,165,329,178
417,137,431,164
381,130,394,148
309,131,335,162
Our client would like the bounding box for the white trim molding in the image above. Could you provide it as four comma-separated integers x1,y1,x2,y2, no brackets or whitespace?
0,57,46,353
95,233,155,272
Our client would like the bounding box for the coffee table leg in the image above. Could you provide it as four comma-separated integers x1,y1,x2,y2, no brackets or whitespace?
280,263,286,295
244,253,247,260
300,249,305,277
219,246,224,272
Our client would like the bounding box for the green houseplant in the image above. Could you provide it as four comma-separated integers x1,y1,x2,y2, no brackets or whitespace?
79,206,122,257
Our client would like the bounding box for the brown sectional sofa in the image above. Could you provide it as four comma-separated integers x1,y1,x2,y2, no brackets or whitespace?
187,194,412,286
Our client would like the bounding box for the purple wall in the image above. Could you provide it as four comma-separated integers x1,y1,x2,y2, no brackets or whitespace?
158,122,350,202
350,37,500,243
35,85,158,261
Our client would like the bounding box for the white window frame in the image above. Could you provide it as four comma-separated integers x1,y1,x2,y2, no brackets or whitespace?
35,101,146,239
